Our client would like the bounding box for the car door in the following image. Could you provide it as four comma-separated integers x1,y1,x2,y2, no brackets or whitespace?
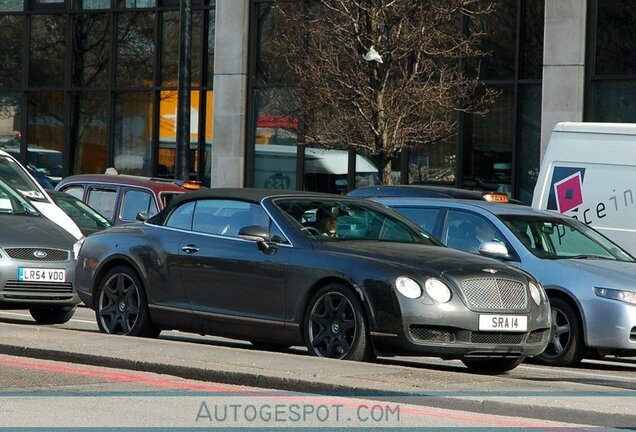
177,199,291,325
442,209,508,255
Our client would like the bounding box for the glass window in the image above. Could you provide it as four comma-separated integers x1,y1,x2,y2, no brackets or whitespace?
516,85,542,204
113,92,153,175
469,0,517,80
87,187,117,221
520,0,544,79
253,87,298,189
0,92,22,149
0,1,23,11
72,14,110,87
160,11,179,86
192,199,270,237
120,189,156,221
75,0,111,9
591,81,636,122
0,16,23,88
206,7,215,83
60,185,84,199
464,86,514,195
116,11,155,87
595,0,636,75
443,210,506,254
72,92,108,174
116,0,155,7
29,15,67,88
165,200,194,230
255,3,296,83
408,136,457,184
392,207,440,234
27,92,64,182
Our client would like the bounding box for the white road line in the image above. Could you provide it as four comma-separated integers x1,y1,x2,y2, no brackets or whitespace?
0,311,96,325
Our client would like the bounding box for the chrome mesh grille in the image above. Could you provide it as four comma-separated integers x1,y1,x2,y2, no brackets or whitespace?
470,332,526,344
4,248,69,262
461,278,527,310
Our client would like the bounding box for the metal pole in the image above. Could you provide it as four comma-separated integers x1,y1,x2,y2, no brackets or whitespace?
175,0,192,180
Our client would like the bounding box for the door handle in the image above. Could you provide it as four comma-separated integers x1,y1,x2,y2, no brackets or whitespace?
181,244,200,254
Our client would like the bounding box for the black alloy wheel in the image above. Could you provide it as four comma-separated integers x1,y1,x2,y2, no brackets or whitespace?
29,306,77,324
304,284,373,361
96,265,159,338
535,297,584,366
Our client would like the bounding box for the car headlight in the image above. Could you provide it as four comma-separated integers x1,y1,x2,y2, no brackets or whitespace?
395,277,422,299
594,287,636,305
73,237,85,260
424,278,452,303
529,281,542,305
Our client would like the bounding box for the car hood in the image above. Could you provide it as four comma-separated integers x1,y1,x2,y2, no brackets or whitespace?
319,241,523,278
548,258,636,287
0,214,77,249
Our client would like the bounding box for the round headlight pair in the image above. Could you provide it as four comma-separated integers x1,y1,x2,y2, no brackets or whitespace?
395,277,451,303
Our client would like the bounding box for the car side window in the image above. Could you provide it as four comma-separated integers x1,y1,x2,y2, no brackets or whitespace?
61,185,84,200
392,207,440,234
120,189,157,222
166,201,195,230
191,200,273,238
443,210,504,254
87,187,117,221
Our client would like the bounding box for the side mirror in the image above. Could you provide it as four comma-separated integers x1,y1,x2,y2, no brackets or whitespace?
136,211,149,222
238,225,274,254
478,241,510,259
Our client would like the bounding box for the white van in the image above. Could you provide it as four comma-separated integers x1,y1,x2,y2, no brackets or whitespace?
532,122,636,255
0,149,83,240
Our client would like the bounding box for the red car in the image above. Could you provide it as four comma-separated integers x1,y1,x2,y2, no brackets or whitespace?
55,174,201,225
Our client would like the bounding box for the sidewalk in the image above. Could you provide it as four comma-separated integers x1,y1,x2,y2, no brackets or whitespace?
0,321,634,428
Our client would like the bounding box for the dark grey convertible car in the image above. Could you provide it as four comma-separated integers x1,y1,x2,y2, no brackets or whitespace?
0,179,80,323
75,189,551,373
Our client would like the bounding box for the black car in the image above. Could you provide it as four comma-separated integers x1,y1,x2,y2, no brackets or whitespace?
75,189,550,373
348,185,519,203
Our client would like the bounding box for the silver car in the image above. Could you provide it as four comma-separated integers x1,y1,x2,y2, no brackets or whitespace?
0,179,81,323
375,197,636,366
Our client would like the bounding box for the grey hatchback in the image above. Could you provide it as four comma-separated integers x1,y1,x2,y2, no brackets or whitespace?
375,197,636,367
0,179,80,323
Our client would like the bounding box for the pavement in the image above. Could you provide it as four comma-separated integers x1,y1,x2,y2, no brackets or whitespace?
0,319,635,428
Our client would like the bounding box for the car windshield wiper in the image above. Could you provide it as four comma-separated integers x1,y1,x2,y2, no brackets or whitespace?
563,254,614,260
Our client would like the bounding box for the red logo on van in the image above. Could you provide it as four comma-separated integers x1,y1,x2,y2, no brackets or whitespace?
553,172,584,213
547,167,586,214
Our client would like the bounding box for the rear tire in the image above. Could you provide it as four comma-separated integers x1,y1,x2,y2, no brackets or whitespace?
29,306,77,324
95,265,160,338
461,357,524,374
535,297,584,367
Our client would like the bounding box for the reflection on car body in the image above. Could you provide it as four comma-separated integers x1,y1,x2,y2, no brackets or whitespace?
375,197,636,367
75,189,550,373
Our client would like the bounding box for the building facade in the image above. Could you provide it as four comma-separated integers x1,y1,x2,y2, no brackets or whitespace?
0,0,630,203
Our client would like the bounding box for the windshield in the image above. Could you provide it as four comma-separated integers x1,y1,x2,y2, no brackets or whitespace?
0,178,40,216
275,198,436,244
0,155,47,202
500,215,634,262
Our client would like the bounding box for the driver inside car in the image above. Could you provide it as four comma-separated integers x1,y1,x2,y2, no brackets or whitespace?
315,208,338,237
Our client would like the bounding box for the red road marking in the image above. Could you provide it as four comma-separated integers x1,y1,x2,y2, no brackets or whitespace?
0,355,584,429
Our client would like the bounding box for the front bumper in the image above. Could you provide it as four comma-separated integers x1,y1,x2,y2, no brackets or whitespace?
584,296,636,352
369,288,551,359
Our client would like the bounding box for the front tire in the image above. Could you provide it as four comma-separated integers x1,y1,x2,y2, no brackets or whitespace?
461,357,524,374
29,306,76,324
535,297,584,367
303,284,373,361
95,265,159,338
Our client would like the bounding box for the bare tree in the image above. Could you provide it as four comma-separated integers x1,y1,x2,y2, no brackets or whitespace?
271,0,497,184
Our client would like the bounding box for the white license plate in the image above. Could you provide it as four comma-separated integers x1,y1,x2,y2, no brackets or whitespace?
478,315,527,332
18,268,66,283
